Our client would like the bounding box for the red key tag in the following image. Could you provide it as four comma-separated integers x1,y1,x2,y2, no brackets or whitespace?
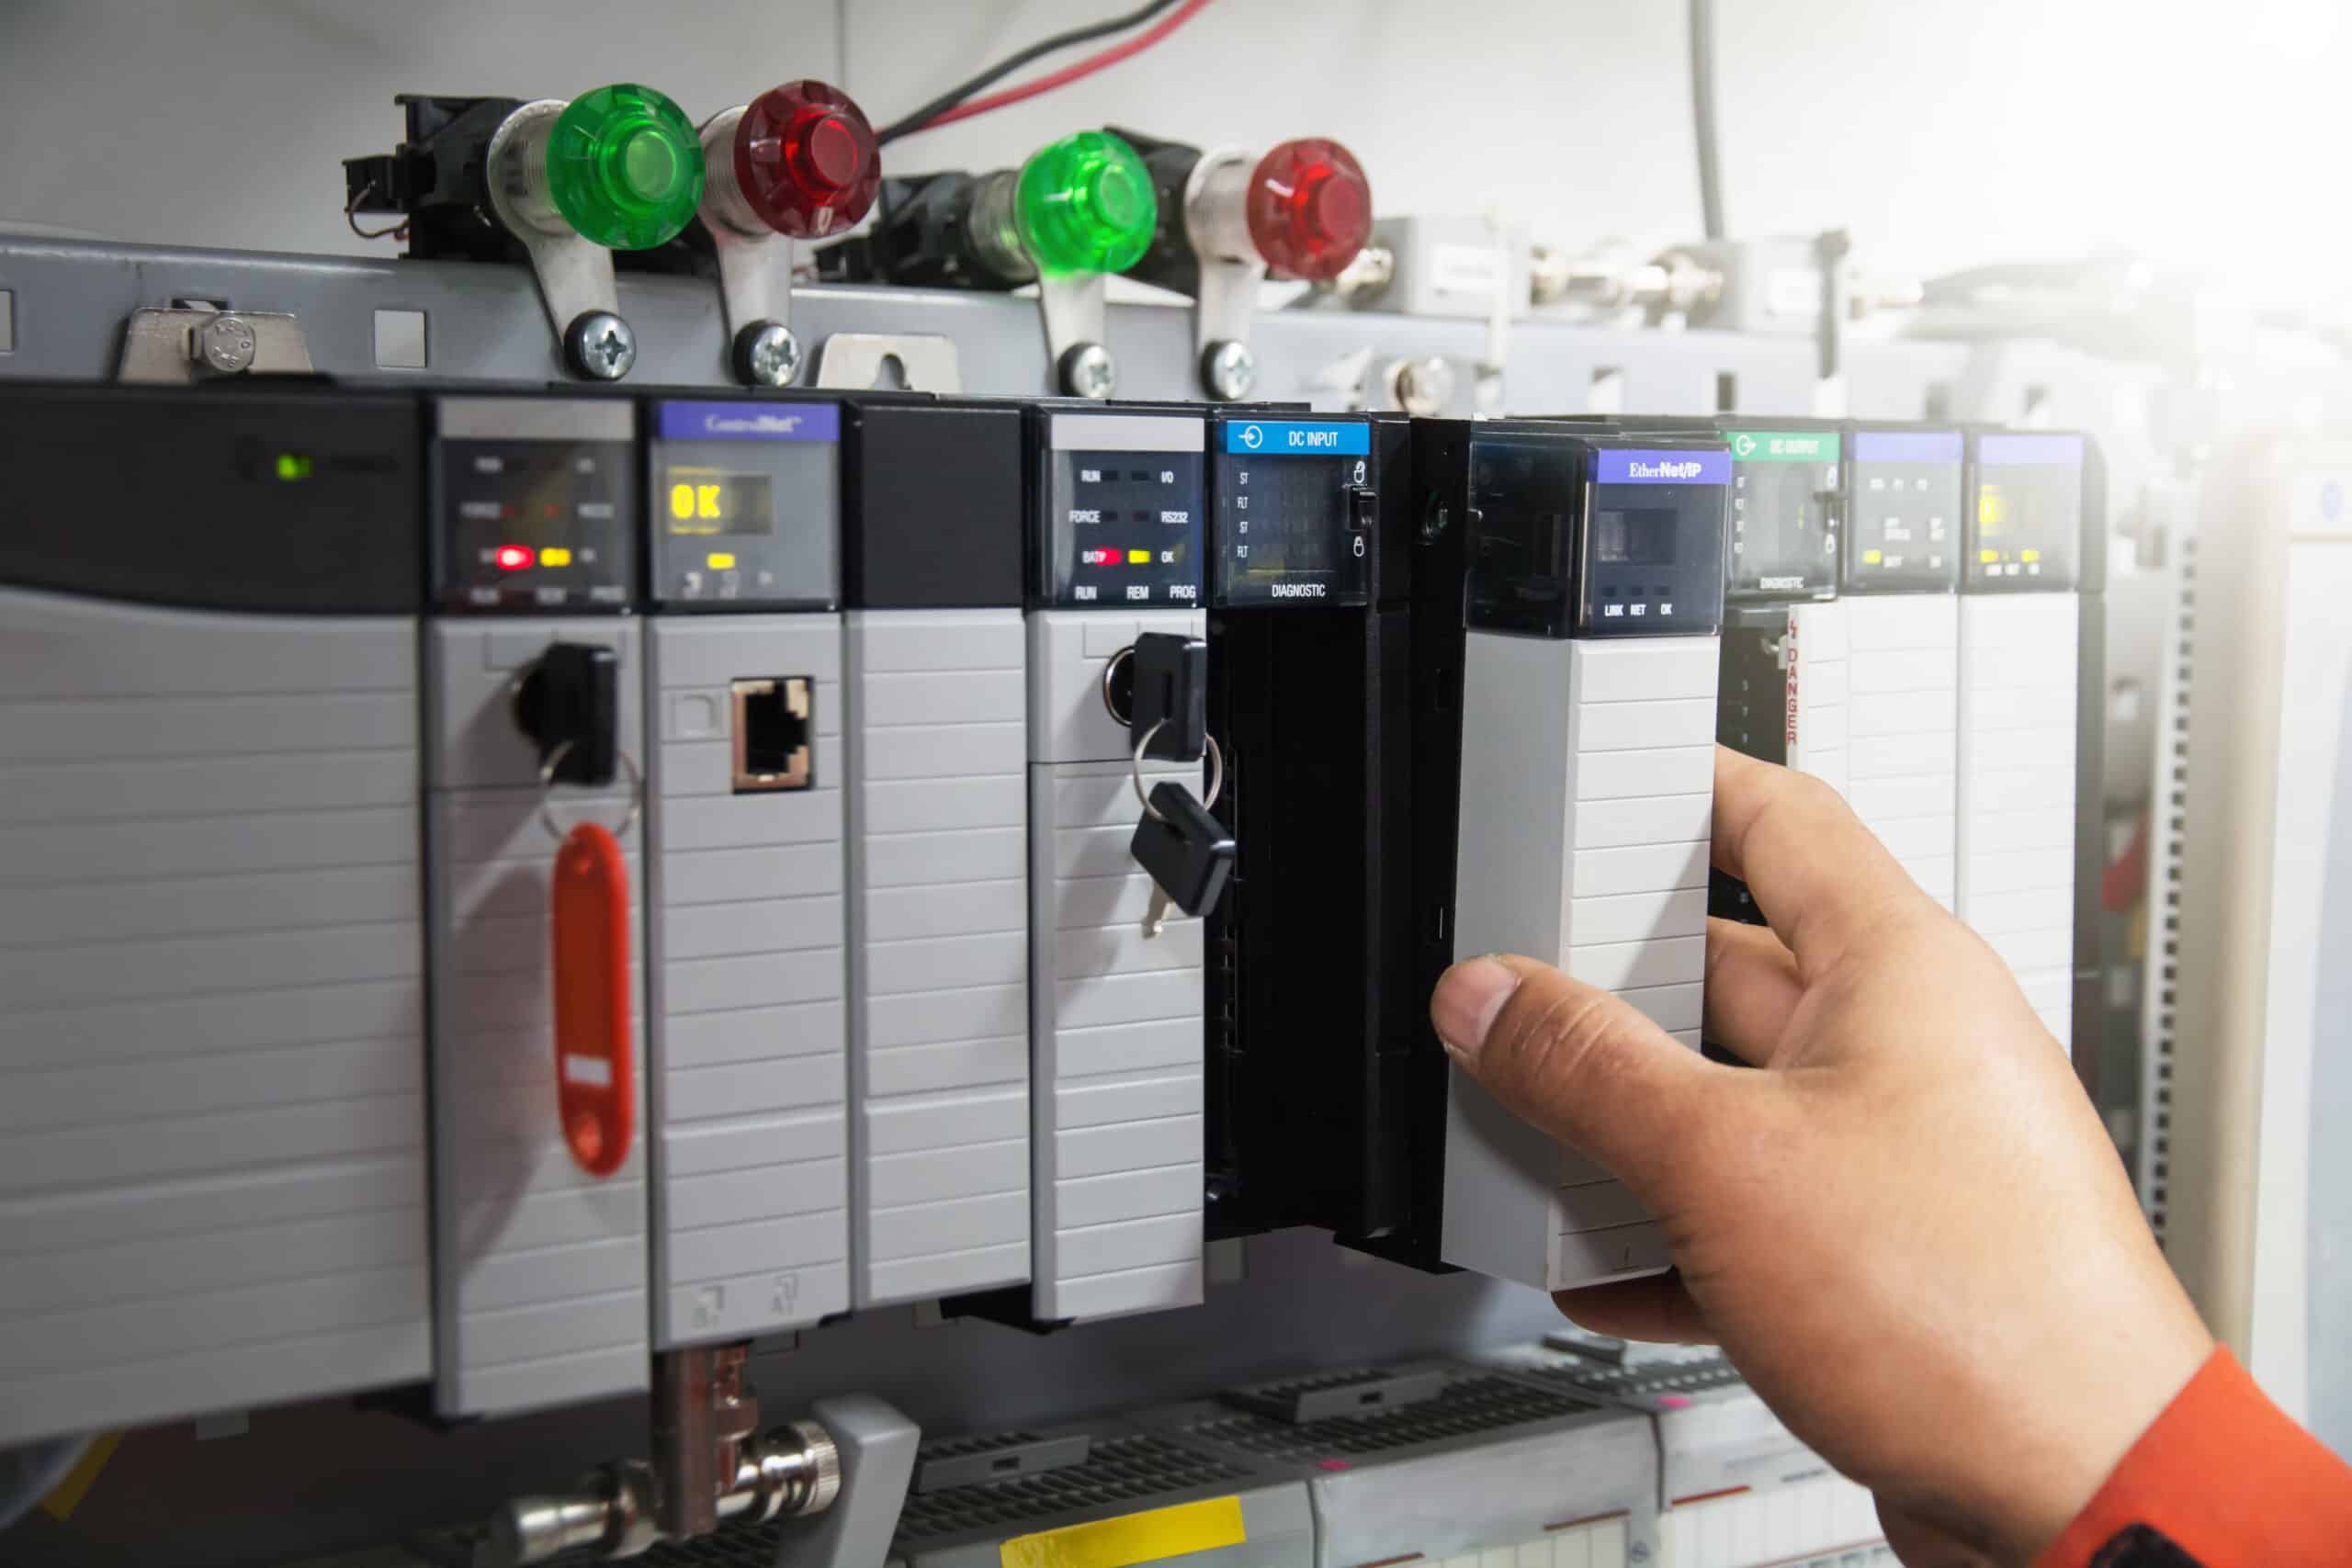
550,820,633,1178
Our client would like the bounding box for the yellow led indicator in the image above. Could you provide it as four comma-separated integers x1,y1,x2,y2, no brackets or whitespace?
670,482,696,521
540,547,573,567
1979,548,1999,563
1863,548,1883,565
1127,548,1151,564
2021,547,2041,562
707,552,738,570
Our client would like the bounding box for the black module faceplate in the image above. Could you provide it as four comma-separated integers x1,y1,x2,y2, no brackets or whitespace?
0,383,424,615
1033,410,1205,610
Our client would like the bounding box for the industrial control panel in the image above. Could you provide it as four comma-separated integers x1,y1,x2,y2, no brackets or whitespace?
0,286,2102,1568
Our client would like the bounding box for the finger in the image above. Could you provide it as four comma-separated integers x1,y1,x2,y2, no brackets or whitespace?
1551,1271,1716,1346
1711,746,1927,977
1703,917,1804,1066
1432,953,1724,1203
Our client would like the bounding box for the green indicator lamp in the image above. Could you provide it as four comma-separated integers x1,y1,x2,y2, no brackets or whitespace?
542,84,704,250
1015,130,1156,277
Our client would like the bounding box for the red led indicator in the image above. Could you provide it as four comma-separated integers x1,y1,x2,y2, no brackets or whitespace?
1081,547,1121,566
496,545,535,570
1246,138,1373,281
734,79,881,239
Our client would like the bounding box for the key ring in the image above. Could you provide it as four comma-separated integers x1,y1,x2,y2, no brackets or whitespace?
1131,721,1224,823
537,741,644,843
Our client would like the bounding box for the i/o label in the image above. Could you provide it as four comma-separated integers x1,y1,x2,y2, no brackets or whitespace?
1225,420,1371,457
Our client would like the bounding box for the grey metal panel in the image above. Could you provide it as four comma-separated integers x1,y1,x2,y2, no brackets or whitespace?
846,609,1032,1308
646,615,849,1348
1047,413,1207,452
0,585,429,1446
0,236,1983,425
424,616,650,1418
437,396,633,442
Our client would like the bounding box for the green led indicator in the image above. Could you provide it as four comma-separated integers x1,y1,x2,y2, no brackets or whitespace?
1014,130,1156,276
544,83,704,250
275,453,313,481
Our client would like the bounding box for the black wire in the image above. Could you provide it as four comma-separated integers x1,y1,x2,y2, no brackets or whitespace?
874,0,1185,146
1690,0,1725,240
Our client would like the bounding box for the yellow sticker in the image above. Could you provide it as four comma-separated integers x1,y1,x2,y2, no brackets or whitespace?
1000,1495,1247,1568
39,1431,123,1521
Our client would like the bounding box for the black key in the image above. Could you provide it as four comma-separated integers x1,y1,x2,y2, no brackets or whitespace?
1130,779,1234,937
1129,632,1207,761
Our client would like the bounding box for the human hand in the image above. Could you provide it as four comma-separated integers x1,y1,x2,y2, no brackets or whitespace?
1430,747,2211,1562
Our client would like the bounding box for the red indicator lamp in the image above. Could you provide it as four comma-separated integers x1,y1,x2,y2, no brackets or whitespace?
719,79,881,239
1244,138,1372,280
496,545,536,570
1081,547,1121,566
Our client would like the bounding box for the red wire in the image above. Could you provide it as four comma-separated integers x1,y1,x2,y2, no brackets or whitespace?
913,0,1217,134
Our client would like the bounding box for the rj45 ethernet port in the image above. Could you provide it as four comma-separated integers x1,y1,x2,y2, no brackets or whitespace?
731,676,812,793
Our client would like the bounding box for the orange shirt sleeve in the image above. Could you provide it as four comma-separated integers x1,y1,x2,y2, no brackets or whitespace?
2036,1348,2352,1566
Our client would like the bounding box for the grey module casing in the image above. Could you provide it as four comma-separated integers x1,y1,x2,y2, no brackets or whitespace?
1027,607,1209,1323
1442,635,1718,1292
425,614,650,1416
1845,596,1962,910
0,589,433,1445
645,615,850,1347
1955,592,2080,1043
1136,1362,1659,1568
847,609,1035,1307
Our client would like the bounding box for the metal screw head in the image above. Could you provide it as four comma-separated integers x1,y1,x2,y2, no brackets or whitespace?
1389,355,1456,415
1059,342,1116,400
193,314,258,375
1201,339,1257,401
737,321,801,388
1629,1541,1652,1563
565,311,637,381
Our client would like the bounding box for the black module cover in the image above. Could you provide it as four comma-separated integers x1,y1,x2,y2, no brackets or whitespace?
1205,414,1420,1248
1966,430,2091,592
0,381,423,615
1844,426,1964,593
844,400,1026,609
1463,431,1730,638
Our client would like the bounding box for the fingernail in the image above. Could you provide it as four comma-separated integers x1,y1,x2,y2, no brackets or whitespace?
1432,956,1521,1065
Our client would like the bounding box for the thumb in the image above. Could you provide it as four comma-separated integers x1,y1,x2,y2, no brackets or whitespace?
1431,953,1724,1205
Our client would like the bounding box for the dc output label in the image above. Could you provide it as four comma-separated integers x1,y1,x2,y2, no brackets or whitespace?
1225,420,1370,457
